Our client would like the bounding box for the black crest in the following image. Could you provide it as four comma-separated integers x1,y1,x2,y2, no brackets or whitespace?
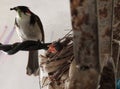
16,6,30,13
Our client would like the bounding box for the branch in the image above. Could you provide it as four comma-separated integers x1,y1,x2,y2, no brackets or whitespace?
0,40,51,55
0,31,72,55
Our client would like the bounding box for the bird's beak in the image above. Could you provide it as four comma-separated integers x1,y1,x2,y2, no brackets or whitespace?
10,7,17,11
10,7,22,17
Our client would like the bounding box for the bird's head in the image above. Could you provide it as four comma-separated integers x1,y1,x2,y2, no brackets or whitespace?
10,6,31,17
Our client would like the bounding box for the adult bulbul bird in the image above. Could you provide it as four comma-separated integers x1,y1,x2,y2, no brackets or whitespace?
10,6,44,76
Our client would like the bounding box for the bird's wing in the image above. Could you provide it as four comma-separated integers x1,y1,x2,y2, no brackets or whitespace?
30,14,45,43
36,15,44,42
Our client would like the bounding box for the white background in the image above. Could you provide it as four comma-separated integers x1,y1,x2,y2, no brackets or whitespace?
0,0,71,89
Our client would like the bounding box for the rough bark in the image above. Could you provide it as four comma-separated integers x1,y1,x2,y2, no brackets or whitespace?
112,0,120,79
69,0,115,89
97,0,116,89
69,0,100,89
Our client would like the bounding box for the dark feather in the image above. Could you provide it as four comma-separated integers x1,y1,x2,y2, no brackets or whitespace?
27,50,39,76
30,13,45,42
30,14,36,25
15,18,20,28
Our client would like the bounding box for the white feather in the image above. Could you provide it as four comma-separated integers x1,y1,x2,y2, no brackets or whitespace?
16,12,42,41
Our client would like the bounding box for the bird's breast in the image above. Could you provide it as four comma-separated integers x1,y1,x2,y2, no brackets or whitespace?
16,17,42,41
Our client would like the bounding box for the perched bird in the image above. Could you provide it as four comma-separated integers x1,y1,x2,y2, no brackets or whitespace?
10,6,44,76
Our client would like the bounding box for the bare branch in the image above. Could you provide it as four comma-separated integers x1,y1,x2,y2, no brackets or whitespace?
0,40,51,55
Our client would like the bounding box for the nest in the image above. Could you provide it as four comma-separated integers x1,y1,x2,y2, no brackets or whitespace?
40,31,73,89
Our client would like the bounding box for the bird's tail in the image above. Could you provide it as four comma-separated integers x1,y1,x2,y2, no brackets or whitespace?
26,50,39,76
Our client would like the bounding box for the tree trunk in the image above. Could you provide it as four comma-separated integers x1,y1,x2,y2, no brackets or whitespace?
69,0,115,89
69,0,100,89
112,0,120,79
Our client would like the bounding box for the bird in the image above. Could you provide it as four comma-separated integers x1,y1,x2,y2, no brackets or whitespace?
10,6,44,76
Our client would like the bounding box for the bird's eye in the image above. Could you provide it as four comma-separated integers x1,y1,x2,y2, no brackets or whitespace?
26,9,30,13
25,9,31,15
